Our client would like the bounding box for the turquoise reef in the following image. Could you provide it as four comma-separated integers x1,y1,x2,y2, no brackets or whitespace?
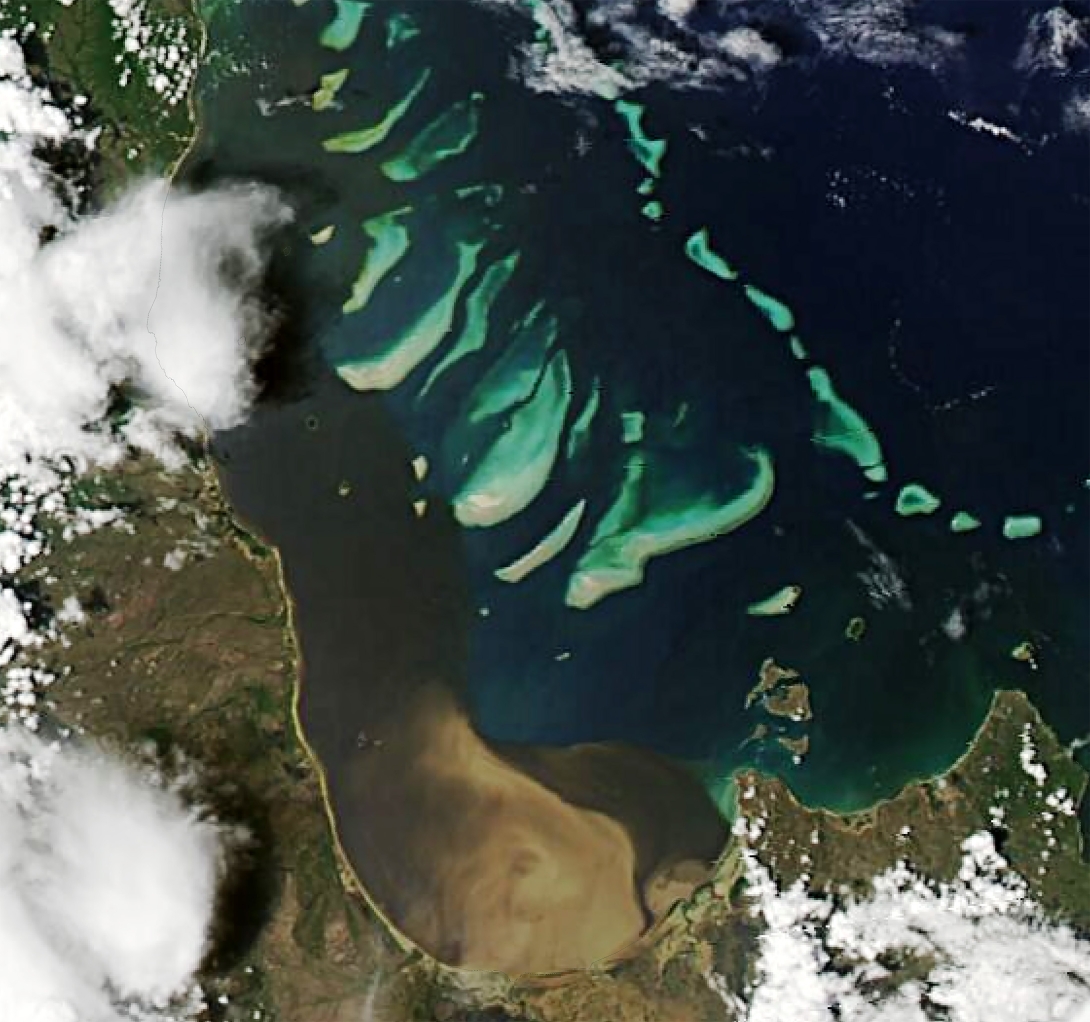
1002,514,1043,540
320,0,369,52
323,69,431,154
342,208,412,315
614,99,666,178
312,68,350,112
464,302,557,425
684,228,738,282
381,92,484,183
566,446,776,609
807,366,887,483
895,483,942,517
453,350,573,527
747,584,802,617
950,511,982,533
743,283,795,333
494,499,588,583
337,239,484,391
565,380,601,462
418,250,520,399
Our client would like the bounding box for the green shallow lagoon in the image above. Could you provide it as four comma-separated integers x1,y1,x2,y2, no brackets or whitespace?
381,91,483,182
566,447,775,609
338,238,484,391
323,68,430,153
454,349,572,527
341,207,412,314
320,0,369,52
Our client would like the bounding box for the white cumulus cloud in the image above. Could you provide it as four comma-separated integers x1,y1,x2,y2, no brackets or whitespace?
718,27,781,71
0,179,291,472
1064,90,1090,133
0,727,226,1022
721,831,1090,1022
0,36,291,476
476,0,960,97
0,38,279,1022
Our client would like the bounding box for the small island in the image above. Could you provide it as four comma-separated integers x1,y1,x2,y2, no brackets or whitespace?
896,482,942,517
744,657,807,714
766,682,813,723
746,583,802,617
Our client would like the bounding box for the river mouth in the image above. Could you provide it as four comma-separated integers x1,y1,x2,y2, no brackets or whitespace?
194,0,730,973
197,0,1089,975
212,365,725,973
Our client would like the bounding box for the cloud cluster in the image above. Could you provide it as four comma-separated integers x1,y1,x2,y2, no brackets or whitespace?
720,831,1090,1022
0,36,291,476
479,0,765,97
788,0,962,70
1017,6,1088,75
482,0,1088,140
0,727,225,1022
0,38,277,1021
479,0,966,98
1064,90,1090,133
479,0,632,99
0,178,291,471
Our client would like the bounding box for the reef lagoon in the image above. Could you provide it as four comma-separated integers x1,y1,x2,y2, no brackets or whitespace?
197,0,1089,972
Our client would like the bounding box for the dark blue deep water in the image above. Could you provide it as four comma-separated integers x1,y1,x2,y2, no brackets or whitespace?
202,0,1089,817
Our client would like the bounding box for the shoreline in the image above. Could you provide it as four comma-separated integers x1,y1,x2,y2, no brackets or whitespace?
722,685,1087,861
9,0,1085,1015
169,1,447,979
166,0,442,985
168,30,717,974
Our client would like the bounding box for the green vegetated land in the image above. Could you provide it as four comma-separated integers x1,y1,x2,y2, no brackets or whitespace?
737,691,1088,924
34,459,431,1020
35,471,1090,1022
0,0,201,181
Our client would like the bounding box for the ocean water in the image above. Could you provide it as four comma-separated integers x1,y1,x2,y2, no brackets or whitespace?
196,0,1089,832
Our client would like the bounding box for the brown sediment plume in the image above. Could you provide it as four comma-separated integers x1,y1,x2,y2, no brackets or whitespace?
334,684,665,974
215,378,726,977
501,740,726,921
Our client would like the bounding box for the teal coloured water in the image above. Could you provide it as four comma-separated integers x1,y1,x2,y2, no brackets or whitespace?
337,237,484,391
495,498,587,584
743,284,795,333
615,99,667,178
418,250,519,399
320,0,369,52
340,207,411,314
380,91,483,182
323,67,430,154
198,0,1089,828
685,228,738,282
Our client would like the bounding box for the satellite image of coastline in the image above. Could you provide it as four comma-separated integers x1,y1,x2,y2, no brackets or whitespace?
0,0,1088,1019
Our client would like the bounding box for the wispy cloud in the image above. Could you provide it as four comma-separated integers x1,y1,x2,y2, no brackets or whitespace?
476,0,952,97
1017,6,1088,75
